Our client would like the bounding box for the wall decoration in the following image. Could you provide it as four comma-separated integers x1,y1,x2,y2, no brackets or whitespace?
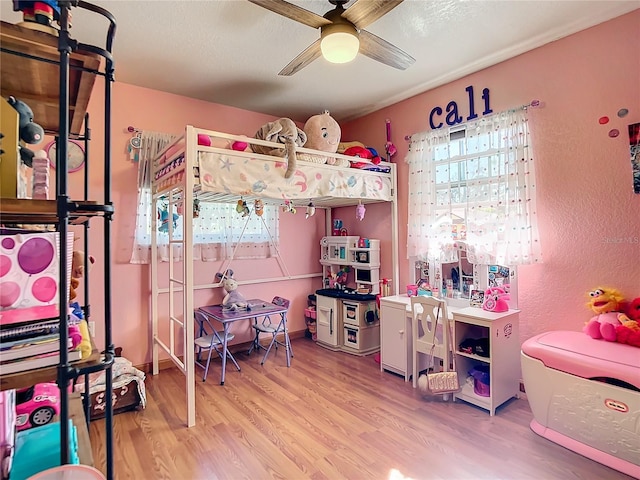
629,122,640,194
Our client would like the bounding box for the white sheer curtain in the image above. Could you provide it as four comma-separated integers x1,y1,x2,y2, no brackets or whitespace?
405,108,542,266
130,131,278,264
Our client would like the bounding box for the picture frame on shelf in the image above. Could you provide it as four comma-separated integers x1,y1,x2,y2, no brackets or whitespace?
45,139,85,173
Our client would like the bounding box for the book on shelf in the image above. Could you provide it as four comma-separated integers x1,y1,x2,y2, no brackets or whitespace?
0,334,72,362
0,348,82,375
0,319,60,342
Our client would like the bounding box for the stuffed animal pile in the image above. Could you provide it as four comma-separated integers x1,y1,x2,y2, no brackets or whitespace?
583,286,640,347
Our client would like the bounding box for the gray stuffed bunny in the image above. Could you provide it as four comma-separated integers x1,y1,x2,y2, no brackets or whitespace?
215,269,248,312
252,118,307,179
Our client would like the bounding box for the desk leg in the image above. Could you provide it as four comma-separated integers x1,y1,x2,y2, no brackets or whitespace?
221,324,229,385
283,313,292,367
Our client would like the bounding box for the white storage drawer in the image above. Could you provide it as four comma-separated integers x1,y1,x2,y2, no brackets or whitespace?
343,324,380,352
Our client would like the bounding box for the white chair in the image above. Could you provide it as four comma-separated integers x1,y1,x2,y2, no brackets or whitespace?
194,310,240,382
411,296,453,389
249,296,293,365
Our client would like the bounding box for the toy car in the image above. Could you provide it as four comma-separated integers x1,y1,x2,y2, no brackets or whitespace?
15,383,60,431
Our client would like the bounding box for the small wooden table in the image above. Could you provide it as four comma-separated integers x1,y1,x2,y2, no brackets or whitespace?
197,299,290,385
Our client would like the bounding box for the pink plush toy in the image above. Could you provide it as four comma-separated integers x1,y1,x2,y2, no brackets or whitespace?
583,287,625,342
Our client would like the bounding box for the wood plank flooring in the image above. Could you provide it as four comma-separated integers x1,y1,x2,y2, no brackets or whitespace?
88,339,633,479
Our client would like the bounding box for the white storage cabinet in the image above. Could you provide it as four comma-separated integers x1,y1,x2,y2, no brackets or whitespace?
452,307,520,415
379,296,428,381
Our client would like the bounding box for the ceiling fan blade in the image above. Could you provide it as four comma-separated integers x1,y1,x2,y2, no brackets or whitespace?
278,39,322,76
248,0,331,29
358,29,415,70
342,0,403,29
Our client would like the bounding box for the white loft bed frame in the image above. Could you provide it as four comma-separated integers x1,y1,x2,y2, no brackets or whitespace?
150,125,399,427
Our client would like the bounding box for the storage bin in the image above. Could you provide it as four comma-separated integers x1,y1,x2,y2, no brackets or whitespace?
470,365,490,397
11,420,78,480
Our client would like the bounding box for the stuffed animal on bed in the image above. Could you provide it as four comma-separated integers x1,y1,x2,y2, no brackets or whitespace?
252,118,306,179
583,287,625,342
215,269,248,312
303,111,349,167
343,145,382,169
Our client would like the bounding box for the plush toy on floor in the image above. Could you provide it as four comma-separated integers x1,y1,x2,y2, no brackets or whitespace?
583,287,625,342
215,269,248,312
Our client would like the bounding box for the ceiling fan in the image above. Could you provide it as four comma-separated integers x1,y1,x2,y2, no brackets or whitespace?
248,0,415,76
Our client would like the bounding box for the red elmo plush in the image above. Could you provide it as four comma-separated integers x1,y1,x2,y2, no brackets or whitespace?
616,297,640,348
344,146,381,169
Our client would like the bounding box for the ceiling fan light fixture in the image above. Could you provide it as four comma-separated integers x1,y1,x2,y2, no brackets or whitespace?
320,23,359,64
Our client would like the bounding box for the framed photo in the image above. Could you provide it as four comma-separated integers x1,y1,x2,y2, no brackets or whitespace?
470,289,485,308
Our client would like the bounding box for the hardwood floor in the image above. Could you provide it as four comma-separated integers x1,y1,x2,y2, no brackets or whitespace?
89,338,632,479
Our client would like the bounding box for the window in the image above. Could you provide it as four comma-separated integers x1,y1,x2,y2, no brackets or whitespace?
406,108,542,278
130,190,279,264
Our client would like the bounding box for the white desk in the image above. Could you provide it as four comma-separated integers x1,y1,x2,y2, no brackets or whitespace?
379,295,460,381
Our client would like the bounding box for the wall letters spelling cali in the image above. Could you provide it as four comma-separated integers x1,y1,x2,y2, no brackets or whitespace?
429,86,493,130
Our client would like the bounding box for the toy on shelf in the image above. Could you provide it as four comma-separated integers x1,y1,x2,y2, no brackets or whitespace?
13,1,60,29
69,250,95,302
6,96,45,167
215,269,248,312
15,383,60,432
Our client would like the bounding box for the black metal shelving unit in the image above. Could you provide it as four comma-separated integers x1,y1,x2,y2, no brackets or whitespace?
0,2,117,478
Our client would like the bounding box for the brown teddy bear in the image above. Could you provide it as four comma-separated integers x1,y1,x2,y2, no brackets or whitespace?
70,250,95,302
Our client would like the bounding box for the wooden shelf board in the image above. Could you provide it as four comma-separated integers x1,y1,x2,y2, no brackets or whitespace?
0,338,100,391
0,21,101,136
0,198,111,224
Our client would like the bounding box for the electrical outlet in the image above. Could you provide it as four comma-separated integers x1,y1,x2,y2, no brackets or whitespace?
88,321,95,337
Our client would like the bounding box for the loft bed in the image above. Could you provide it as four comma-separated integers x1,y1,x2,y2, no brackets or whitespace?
149,125,399,427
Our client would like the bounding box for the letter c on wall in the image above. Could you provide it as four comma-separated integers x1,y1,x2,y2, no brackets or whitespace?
429,107,443,130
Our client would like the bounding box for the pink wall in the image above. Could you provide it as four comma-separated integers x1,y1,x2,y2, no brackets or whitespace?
77,11,639,366
340,10,640,340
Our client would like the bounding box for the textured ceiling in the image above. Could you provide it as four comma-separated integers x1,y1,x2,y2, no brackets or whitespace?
1,0,638,122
